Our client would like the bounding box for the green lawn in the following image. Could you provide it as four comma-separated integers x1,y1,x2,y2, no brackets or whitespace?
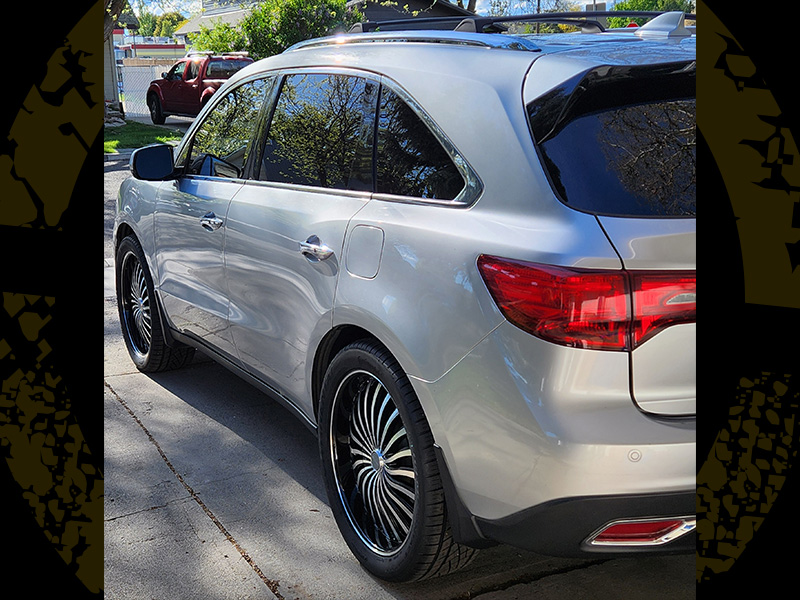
104,121,185,153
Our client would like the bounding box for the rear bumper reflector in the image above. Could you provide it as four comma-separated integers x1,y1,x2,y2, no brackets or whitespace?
586,516,696,546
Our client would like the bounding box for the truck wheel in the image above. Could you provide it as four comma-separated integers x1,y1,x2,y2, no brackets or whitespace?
148,95,165,125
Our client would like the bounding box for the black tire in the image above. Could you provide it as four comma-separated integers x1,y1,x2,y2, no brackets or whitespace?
116,235,194,372
318,340,476,582
148,94,165,125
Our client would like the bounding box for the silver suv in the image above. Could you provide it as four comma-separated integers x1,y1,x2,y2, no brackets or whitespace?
114,11,696,582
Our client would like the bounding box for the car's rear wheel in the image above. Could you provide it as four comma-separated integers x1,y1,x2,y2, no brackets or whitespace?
148,95,165,125
116,235,193,372
318,340,476,581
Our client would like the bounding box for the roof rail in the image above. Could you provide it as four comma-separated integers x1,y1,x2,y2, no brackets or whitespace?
349,11,696,35
290,30,542,52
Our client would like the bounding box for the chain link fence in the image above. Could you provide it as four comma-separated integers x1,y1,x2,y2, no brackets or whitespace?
119,58,176,119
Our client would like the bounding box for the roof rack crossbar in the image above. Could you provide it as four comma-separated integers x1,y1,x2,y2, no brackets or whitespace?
349,11,696,35
350,16,471,34
455,16,605,34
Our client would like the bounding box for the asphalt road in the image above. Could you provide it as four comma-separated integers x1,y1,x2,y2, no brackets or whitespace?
103,159,694,599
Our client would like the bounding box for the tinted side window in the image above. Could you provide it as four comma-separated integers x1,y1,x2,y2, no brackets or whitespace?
185,78,271,178
259,73,377,191
169,62,186,80
185,60,200,80
376,87,464,200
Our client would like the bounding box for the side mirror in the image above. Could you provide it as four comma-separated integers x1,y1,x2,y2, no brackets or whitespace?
130,144,175,181
161,71,168,79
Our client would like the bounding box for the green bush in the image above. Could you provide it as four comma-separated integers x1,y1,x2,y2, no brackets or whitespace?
191,21,249,55
607,0,694,28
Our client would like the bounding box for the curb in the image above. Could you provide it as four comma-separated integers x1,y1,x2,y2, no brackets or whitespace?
105,149,133,162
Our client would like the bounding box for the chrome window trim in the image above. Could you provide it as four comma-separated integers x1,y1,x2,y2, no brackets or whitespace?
240,178,374,202
179,175,250,185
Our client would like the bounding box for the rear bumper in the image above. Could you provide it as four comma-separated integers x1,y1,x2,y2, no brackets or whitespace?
413,320,695,556
433,444,694,556
474,490,695,557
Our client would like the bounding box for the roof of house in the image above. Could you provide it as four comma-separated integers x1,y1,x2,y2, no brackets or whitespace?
174,8,250,36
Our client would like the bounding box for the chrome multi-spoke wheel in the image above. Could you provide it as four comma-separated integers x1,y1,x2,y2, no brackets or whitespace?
121,254,152,358
331,370,416,555
319,341,477,582
116,236,194,372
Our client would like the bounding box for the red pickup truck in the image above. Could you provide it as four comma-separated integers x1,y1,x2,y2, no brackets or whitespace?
146,52,254,124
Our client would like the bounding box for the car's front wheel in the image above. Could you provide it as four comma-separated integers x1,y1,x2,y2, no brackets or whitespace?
116,235,193,372
318,340,476,581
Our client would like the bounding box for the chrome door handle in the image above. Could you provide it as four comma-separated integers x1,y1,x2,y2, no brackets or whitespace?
200,212,224,231
300,235,334,262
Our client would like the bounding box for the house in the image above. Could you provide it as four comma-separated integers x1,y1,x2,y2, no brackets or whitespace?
116,39,186,60
173,0,251,43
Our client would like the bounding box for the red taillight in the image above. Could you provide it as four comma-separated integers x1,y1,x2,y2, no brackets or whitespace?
631,272,696,347
477,255,695,351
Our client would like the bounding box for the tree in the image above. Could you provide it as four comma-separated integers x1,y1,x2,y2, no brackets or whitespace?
190,0,363,60
491,1,580,33
154,11,186,37
136,1,158,37
105,0,131,41
487,0,511,16
191,21,249,54
608,0,695,28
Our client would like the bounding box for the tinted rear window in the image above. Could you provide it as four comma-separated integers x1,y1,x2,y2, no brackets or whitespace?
206,59,252,79
528,63,696,217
